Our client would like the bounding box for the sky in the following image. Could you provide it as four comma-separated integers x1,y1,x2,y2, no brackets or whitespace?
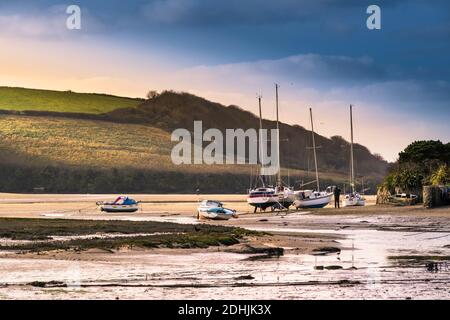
0,0,449,161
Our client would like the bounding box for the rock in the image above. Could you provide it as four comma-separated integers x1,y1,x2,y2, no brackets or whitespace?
312,247,341,256
324,265,343,270
314,266,324,270
28,280,66,288
234,275,255,280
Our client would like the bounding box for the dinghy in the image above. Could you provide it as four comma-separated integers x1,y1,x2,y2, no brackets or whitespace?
342,193,366,207
197,200,238,220
97,196,139,213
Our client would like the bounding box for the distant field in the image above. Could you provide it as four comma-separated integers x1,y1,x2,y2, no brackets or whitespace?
0,87,143,114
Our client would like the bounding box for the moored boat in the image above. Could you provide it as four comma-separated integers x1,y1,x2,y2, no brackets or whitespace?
342,193,366,207
197,200,238,220
97,196,139,213
294,108,332,210
274,185,295,210
294,190,332,209
342,105,366,207
247,86,294,212
247,187,278,211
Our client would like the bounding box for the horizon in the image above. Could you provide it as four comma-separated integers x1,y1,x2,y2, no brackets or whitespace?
1,1,449,161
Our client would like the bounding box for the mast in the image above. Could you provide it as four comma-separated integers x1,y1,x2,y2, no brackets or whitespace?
310,108,320,191
275,83,281,187
350,104,355,194
258,95,265,187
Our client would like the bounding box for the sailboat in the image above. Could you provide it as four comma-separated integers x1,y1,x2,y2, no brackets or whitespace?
294,108,333,209
342,105,366,207
272,84,295,210
247,85,294,212
247,95,278,212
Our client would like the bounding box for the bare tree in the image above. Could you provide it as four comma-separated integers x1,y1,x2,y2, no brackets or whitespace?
146,90,159,100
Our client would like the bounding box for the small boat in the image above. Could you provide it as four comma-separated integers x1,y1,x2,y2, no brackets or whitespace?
197,200,238,220
97,196,139,213
394,193,418,199
294,190,332,209
342,193,366,207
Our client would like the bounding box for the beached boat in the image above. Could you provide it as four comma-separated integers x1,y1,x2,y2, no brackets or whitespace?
274,185,295,209
294,108,332,209
247,187,278,211
97,196,139,213
197,200,238,220
342,193,366,207
247,86,294,212
342,105,366,207
273,85,294,209
247,95,279,212
294,190,332,209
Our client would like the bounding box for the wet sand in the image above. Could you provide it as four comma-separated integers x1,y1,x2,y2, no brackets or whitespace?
0,193,449,300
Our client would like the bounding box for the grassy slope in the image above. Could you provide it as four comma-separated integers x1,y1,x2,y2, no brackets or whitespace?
0,87,142,114
0,114,354,181
0,87,384,192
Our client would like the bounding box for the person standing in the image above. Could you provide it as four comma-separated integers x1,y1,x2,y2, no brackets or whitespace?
334,186,341,209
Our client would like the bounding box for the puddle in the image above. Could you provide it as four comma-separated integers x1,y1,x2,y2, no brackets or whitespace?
0,226,449,299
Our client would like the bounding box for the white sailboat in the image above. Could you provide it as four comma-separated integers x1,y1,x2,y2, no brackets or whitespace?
247,85,294,212
294,108,332,209
273,84,295,209
247,95,278,212
342,105,366,207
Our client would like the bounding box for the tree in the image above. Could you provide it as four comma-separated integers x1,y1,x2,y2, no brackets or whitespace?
430,164,449,186
146,90,159,100
399,140,448,164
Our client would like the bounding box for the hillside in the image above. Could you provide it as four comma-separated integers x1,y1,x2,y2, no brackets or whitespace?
0,88,388,193
0,114,360,193
0,87,143,114
106,91,389,176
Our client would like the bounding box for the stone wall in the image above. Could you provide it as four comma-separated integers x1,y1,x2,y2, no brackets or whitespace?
423,186,450,208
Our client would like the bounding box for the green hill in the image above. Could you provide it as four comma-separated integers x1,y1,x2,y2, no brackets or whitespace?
0,87,388,193
106,91,389,177
0,114,357,193
0,87,143,114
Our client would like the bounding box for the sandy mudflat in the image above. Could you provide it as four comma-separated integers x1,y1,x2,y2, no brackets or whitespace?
0,193,377,219
0,193,449,300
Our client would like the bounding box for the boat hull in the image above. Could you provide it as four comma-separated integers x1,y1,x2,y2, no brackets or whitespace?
342,197,366,207
100,204,139,213
247,197,278,210
198,212,233,220
294,194,331,209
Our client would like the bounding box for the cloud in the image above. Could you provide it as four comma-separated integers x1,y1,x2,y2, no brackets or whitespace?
156,53,450,161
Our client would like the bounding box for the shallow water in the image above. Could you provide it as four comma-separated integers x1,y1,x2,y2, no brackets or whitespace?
0,227,448,300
